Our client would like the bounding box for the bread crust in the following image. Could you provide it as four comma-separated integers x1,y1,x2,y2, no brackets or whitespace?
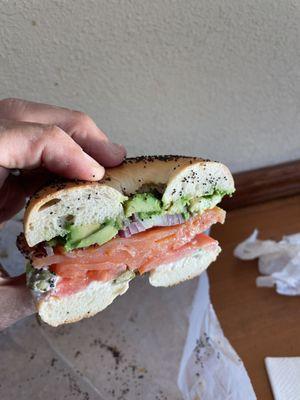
101,155,206,195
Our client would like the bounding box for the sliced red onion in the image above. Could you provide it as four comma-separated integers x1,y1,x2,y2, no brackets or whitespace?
119,214,186,238
44,245,54,256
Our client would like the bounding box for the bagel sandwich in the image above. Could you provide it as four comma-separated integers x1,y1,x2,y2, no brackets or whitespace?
17,155,234,326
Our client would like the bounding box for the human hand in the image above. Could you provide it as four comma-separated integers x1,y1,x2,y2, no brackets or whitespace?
0,98,126,223
0,98,126,330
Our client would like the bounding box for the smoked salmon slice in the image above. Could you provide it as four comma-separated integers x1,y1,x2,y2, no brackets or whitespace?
34,207,225,296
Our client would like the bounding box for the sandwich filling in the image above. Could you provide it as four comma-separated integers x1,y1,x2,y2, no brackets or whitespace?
21,188,233,297
51,189,226,252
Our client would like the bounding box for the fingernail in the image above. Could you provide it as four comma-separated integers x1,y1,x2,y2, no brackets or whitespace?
83,152,105,180
91,165,105,180
106,142,126,158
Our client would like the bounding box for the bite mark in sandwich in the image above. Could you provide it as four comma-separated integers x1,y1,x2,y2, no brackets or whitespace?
17,155,234,326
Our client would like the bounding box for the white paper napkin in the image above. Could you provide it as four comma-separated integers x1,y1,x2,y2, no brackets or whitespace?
234,230,300,295
265,357,300,400
178,272,256,400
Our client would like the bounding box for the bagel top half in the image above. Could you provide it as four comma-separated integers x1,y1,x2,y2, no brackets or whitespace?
24,155,234,247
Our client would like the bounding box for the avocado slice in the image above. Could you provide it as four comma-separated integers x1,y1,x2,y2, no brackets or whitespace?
74,224,118,249
189,193,223,214
166,197,190,215
68,223,101,243
124,193,162,217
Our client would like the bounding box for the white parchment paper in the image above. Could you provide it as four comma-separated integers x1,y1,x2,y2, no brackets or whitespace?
178,272,256,400
0,220,255,399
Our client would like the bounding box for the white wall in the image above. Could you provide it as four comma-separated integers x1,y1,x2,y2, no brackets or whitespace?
0,0,299,172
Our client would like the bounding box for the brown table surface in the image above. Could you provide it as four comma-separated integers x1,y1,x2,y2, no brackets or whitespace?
209,195,300,399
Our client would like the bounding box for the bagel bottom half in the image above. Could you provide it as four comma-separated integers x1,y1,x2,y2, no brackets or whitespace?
37,245,220,327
